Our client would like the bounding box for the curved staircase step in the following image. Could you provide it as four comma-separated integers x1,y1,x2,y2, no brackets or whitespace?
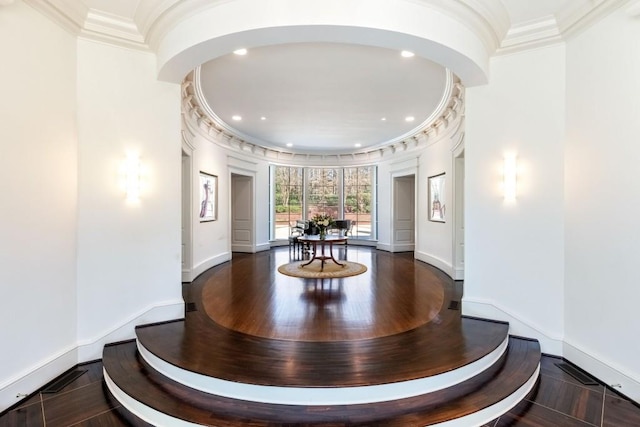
135,316,510,388
103,336,540,426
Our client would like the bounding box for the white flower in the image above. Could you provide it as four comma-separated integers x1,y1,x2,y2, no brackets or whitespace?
322,220,329,226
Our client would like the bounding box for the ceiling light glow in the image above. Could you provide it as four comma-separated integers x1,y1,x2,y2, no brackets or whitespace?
355,143,362,148
260,116,267,121
233,48,247,55
286,143,293,147
405,116,415,122
232,115,242,121
401,50,415,58
381,117,387,121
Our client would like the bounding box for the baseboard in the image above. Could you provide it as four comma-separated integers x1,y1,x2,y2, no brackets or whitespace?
387,243,415,252
414,250,454,279
76,300,184,362
376,242,391,252
255,242,271,252
461,297,563,355
563,340,640,404
181,269,192,283
0,300,185,413
190,252,232,281
0,345,78,413
232,242,271,253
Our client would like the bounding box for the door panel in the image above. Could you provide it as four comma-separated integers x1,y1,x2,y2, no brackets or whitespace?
393,175,415,250
231,174,254,252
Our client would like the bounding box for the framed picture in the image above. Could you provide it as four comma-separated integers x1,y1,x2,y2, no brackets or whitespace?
428,173,445,222
199,172,217,222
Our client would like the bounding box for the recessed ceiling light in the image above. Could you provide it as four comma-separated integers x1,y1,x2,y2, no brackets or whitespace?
401,50,415,58
355,143,362,148
405,116,415,122
232,115,242,121
233,48,247,56
381,117,387,121
286,143,293,147
260,116,267,121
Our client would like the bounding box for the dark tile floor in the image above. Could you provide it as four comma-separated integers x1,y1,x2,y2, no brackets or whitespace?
484,356,640,427
1,355,638,426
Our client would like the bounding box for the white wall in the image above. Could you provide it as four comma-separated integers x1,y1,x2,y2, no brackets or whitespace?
464,45,566,354
75,40,183,361
416,136,457,275
187,133,233,279
564,6,640,401
0,1,79,411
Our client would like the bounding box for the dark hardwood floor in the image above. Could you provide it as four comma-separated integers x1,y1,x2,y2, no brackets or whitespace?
1,247,639,426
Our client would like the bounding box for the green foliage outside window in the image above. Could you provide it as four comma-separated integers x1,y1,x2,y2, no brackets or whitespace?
273,165,374,239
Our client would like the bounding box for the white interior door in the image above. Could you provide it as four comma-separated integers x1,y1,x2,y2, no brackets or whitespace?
392,175,415,252
231,174,254,253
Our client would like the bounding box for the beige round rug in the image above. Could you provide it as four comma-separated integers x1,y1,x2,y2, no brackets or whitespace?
278,260,367,279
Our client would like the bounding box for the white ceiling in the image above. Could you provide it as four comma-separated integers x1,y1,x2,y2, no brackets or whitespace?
199,43,448,153
67,0,599,153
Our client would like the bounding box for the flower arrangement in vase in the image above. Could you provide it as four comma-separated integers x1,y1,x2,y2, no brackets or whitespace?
311,213,335,240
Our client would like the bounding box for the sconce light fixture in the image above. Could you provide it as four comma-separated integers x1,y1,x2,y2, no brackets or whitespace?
123,153,141,202
503,154,517,201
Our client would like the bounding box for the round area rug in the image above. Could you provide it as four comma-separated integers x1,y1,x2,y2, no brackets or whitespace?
278,260,367,279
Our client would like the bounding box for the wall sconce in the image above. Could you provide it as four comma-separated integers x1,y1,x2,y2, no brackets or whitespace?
503,155,517,201
123,153,141,202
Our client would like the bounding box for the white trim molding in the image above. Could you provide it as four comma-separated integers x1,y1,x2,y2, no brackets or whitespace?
76,301,184,362
415,251,454,279
498,0,632,54
563,340,640,403
462,297,564,355
0,345,78,413
189,252,232,283
182,70,465,167
0,300,184,413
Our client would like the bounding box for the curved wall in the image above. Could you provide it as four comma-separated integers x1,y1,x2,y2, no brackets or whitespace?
183,92,463,282
0,1,78,412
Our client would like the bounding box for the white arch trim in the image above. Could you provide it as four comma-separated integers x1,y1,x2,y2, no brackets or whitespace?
154,0,504,86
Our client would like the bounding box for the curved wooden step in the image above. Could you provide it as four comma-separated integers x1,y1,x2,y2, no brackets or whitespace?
135,316,509,389
103,337,540,426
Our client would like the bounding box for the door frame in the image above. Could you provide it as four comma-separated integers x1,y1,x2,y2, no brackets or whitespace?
181,135,195,282
229,169,256,253
389,169,417,253
452,136,465,280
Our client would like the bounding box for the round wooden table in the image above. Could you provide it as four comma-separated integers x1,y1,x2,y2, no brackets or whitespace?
297,235,348,271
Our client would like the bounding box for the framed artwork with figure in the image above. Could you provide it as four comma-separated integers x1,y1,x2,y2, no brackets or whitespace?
199,172,217,222
428,173,445,222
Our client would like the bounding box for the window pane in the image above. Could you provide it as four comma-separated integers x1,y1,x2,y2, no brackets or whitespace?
343,166,373,238
307,168,339,219
274,166,303,239
272,165,375,241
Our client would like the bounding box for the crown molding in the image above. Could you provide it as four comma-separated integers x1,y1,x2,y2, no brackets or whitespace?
23,0,630,60
416,0,511,54
23,0,149,50
81,9,149,50
181,70,465,167
23,0,87,35
497,0,631,55
497,16,562,55
558,0,633,37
